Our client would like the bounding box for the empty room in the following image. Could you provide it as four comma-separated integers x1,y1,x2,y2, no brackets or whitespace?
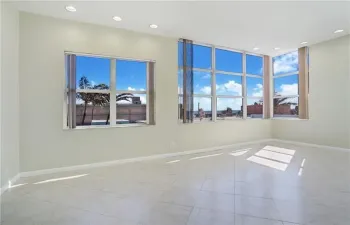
1,1,350,225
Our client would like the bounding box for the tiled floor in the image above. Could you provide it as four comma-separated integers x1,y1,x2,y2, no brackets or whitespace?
2,141,350,225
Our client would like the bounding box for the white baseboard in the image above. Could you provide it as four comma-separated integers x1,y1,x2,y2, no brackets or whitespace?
0,173,20,196
20,138,273,178
271,139,350,152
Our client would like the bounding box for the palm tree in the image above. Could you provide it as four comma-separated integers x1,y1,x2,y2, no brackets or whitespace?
77,76,93,125
77,76,134,125
273,95,298,115
91,84,110,120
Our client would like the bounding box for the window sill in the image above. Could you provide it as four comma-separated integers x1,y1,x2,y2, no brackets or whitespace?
64,123,152,130
271,117,309,121
177,117,268,125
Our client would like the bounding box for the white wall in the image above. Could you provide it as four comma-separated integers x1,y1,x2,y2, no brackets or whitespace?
272,36,350,148
19,13,271,172
1,3,20,187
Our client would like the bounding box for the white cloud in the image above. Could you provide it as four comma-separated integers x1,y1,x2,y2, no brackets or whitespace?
200,86,212,95
178,86,183,94
140,88,145,91
273,51,298,75
222,81,242,95
217,98,242,111
194,97,212,111
252,83,263,97
277,83,298,96
90,80,96,86
127,87,136,91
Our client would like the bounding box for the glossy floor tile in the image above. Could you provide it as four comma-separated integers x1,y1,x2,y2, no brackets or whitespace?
1,141,350,225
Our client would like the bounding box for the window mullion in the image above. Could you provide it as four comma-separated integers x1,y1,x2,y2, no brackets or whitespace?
67,54,76,129
242,52,247,119
110,59,117,126
211,46,216,122
146,62,150,124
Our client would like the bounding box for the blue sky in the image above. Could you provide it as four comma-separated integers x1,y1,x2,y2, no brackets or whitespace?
76,56,146,91
178,42,264,99
75,45,298,110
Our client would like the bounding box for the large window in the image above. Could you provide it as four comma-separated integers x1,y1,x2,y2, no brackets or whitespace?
178,41,264,122
178,42,213,122
246,54,264,118
65,54,155,129
273,51,299,118
215,49,243,120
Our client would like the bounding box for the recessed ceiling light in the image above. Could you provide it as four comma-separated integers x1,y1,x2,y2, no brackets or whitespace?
113,16,122,22
65,5,76,12
300,41,308,45
274,47,280,50
253,47,260,51
334,29,344,33
149,24,158,29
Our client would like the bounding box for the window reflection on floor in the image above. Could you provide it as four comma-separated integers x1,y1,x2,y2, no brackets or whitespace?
247,145,296,171
34,174,88,185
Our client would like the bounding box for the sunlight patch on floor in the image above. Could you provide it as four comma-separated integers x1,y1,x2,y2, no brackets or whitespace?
34,174,88,184
246,145,297,171
189,153,223,160
247,155,288,171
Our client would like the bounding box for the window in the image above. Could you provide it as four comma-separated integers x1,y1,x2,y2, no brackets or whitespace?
178,42,213,122
65,54,155,129
178,40,264,122
246,54,264,118
273,51,299,118
215,49,243,120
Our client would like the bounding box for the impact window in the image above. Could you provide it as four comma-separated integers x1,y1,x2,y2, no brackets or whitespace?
178,40,265,123
273,51,299,118
65,53,155,129
246,54,264,118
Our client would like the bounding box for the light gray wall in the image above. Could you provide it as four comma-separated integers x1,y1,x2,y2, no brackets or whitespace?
272,36,350,148
19,13,271,172
1,3,20,187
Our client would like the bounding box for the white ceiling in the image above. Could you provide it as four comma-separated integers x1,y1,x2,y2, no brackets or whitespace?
9,0,350,56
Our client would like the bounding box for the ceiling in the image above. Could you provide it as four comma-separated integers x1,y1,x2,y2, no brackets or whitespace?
9,0,350,56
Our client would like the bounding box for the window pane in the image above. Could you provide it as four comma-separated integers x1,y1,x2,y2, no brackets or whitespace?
247,77,263,97
217,98,243,119
194,97,212,121
194,71,212,95
179,42,212,69
116,60,147,91
274,74,298,96
247,98,263,118
216,73,242,96
193,44,212,69
273,51,298,76
117,94,147,124
76,93,110,126
76,56,110,89
247,54,263,75
178,69,183,94
273,97,299,118
215,49,242,73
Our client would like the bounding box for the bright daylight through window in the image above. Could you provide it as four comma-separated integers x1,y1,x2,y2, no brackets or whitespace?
65,54,155,129
178,41,264,122
273,51,299,118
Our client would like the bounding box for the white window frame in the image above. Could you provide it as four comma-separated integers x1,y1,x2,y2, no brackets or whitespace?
246,54,264,119
178,41,265,123
64,52,155,129
272,51,299,118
